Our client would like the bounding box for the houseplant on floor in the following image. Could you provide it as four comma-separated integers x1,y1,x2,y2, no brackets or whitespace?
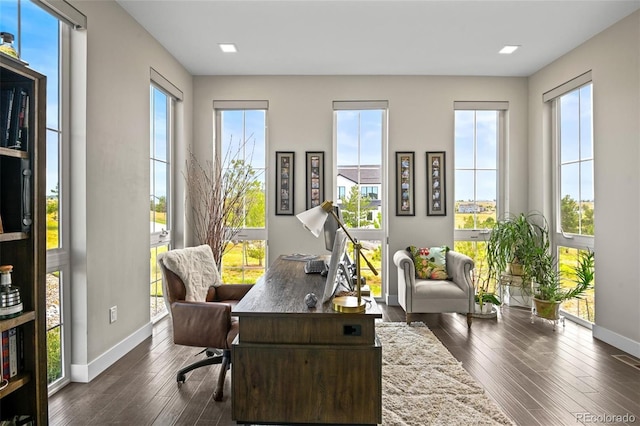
472,259,501,316
533,249,594,321
485,212,550,306
475,288,502,315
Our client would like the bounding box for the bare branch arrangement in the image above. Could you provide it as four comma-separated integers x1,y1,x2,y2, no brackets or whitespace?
184,136,262,268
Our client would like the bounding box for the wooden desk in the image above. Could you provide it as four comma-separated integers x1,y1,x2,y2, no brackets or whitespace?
232,256,382,425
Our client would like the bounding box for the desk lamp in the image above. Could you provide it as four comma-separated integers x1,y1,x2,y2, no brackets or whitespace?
296,200,378,313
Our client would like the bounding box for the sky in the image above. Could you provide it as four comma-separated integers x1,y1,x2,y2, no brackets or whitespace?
559,85,594,202
454,110,498,203
336,110,383,167
151,87,168,201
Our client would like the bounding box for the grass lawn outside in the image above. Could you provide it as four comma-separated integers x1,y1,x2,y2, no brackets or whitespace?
222,242,266,284
47,214,59,249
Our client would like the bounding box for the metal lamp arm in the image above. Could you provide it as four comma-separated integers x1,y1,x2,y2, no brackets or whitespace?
328,209,378,276
356,245,379,276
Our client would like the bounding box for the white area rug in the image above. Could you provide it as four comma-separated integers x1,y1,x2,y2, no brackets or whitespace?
378,322,515,426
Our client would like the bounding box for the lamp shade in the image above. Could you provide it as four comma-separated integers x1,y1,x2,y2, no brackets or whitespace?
296,205,329,238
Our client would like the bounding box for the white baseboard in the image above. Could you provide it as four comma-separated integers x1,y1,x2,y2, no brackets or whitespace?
71,322,153,383
593,324,640,358
385,293,399,306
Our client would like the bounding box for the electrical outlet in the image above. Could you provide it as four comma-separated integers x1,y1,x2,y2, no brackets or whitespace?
109,306,117,323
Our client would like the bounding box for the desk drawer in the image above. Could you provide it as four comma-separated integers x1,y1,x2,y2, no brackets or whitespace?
237,316,375,345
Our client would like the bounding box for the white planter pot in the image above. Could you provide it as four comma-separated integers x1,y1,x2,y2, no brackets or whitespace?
475,302,494,315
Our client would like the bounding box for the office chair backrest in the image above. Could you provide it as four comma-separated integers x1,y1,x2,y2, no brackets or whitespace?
159,258,216,304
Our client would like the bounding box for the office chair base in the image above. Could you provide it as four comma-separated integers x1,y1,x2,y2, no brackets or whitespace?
176,348,231,402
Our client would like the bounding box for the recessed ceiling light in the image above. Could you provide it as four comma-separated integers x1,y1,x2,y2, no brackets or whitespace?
219,43,238,53
499,45,520,54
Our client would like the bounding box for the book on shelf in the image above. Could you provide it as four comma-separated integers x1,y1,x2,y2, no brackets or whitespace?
8,328,17,378
0,86,28,150
1,330,8,380
0,328,22,381
14,89,28,150
17,326,24,374
6,88,27,150
0,88,15,148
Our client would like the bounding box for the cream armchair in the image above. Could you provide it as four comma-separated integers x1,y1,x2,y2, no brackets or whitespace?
393,249,475,327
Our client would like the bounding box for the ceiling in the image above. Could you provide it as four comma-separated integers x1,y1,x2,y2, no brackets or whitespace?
116,0,640,77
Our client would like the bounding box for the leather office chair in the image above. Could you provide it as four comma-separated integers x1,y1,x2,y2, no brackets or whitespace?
393,249,475,327
158,246,253,401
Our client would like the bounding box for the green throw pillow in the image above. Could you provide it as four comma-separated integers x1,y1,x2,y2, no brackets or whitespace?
407,245,449,280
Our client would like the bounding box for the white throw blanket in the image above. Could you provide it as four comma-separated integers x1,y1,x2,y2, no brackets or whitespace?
158,245,222,302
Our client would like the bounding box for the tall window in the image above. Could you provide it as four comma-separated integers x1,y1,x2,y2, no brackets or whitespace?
558,84,594,238
7,0,67,390
333,101,388,299
214,102,267,284
548,77,595,324
149,85,174,321
2,0,85,394
453,102,506,290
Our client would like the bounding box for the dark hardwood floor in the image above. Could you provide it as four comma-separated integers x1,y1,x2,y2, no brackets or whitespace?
48,305,640,425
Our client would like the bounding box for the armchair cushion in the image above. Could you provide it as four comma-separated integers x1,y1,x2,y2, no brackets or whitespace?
159,244,222,301
407,245,449,280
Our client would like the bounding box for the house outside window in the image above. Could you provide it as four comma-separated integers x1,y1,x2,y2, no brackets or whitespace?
360,186,379,199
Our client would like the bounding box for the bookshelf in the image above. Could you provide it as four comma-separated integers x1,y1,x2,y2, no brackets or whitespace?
0,54,47,424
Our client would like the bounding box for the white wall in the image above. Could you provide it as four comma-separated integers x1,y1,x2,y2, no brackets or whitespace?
67,0,193,380
192,75,529,301
528,11,640,356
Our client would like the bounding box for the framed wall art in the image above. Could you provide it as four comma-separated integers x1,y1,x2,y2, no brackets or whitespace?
395,151,415,216
426,151,446,216
275,151,295,215
305,151,325,209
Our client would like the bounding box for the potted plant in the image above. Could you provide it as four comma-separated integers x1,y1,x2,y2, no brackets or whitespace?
472,259,501,315
485,212,549,306
533,249,594,320
475,288,502,314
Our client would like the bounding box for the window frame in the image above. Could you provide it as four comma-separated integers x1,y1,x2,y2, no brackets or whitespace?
453,102,507,244
149,82,176,322
332,101,388,301
213,101,269,283
8,0,78,395
551,82,594,243
149,84,174,249
548,77,595,327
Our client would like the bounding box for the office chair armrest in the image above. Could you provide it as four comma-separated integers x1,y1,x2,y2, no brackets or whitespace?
171,301,232,348
210,284,254,302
